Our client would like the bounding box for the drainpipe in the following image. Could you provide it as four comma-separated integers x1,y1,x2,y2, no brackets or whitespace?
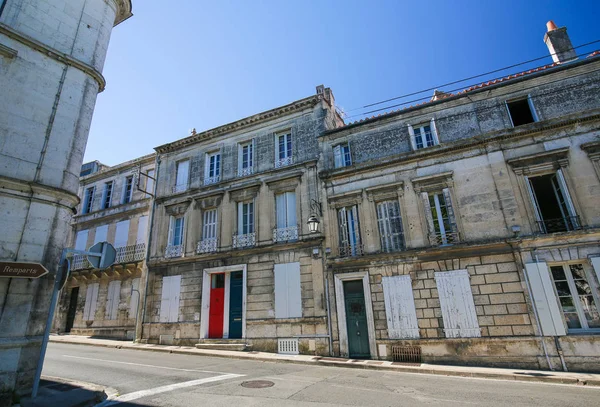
138,154,161,342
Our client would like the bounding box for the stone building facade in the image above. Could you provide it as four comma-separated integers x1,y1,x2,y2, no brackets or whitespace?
317,24,600,371
0,0,131,402
141,87,343,354
52,155,154,340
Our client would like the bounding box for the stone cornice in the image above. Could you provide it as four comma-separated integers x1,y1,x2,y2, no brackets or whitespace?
506,147,570,174
154,96,322,153
0,23,106,92
113,0,133,26
0,175,80,209
80,154,155,185
72,199,151,227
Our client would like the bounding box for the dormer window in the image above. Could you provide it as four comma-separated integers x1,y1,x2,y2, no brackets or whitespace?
409,119,439,150
333,143,352,168
506,96,538,127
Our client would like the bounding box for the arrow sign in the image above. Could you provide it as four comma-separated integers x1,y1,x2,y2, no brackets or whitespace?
0,262,49,279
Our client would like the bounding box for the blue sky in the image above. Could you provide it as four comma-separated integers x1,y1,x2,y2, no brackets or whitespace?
86,0,600,165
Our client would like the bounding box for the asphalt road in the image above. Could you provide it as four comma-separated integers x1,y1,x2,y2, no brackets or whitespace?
44,343,599,407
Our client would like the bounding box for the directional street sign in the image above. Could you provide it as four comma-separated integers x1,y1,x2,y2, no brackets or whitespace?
88,242,116,269
0,262,49,278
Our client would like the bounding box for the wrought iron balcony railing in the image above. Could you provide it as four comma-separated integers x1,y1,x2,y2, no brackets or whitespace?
204,175,220,186
537,216,581,234
275,156,293,169
197,238,218,254
273,226,299,243
165,244,184,258
238,167,254,177
233,233,256,249
429,230,459,246
379,234,405,253
115,243,146,263
172,183,189,194
339,244,364,258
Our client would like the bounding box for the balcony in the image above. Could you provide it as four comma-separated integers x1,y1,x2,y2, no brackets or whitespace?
204,175,220,186
429,230,459,246
197,238,218,254
233,233,256,249
275,156,293,169
172,183,189,194
273,226,298,243
115,243,146,263
339,244,364,258
71,255,92,271
165,244,184,258
238,167,254,177
538,216,581,234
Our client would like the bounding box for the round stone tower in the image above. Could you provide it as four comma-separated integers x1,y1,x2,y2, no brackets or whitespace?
0,0,132,402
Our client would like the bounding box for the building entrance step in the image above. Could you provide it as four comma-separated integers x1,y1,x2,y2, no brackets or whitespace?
195,339,248,351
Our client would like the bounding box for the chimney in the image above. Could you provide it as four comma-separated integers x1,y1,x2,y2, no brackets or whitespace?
544,20,577,64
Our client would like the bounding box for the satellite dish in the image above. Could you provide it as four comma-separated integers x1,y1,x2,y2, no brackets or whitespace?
88,242,116,269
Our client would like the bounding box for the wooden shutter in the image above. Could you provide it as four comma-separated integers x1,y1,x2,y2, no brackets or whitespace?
555,169,577,219
274,262,302,318
524,263,566,336
591,257,600,288
286,192,296,227
276,194,287,229
420,192,436,243
159,276,171,323
333,145,343,168
430,118,440,145
408,125,417,150
84,283,99,321
169,275,181,323
75,230,89,250
435,270,481,338
130,278,140,318
106,280,121,320
114,220,130,248
442,188,459,238
237,202,244,235
203,209,217,239
524,176,544,224
177,160,189,187
137,216,148,244
94,225,108,245
338,208,349,248
382,275,419,338
146,170,155,193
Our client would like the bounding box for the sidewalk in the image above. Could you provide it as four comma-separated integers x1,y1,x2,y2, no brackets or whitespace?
18,376,111,407
49,334,600,387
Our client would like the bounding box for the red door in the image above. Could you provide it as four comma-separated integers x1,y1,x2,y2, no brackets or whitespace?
208,273,225,338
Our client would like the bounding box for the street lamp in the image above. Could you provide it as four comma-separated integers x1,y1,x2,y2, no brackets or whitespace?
307,199,323,233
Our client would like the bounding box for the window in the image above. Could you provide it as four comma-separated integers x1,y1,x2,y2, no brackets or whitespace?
159,275,181,323
114,220,130,248
169,217,184,246
105,280,121,320
382,275,419,338
75,230,88,250
199,209,218,253
94,225,108,245
550,264,600,331
174,160,190,193
409,119,439,150
275,132,292,168
274,262,302,318
234,201,255,248
333,143,352,168
122,176,133,204
274,192,297,242
82,186,95,214
435,270,481,338
525,170,579,233
101,182,113,209
376,200,404,252
204,152,221,185
421,189,458,245
146,169,155,194
338,205,362,257
506,97,537,127
83,283,99,321
238,141,254,176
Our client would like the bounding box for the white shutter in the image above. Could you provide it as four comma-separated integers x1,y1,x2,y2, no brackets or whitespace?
430,118,440,145
333,145,343,168
274,263,301,319
177,160,189,187
106,280,121,320
408,125,417,150
435,270,481,338
237,202,244,234
276,194,287,229
442,188,458,237
338,208,349,248
75,230,89,250
555,169,577,219
137,216,148,245
591,257,600,287
382,275,419,338
84,283,99,321
524,263,566,336
421,192,436,241
159,276,171,323
286,192,296,227
94,225,108,244
114,220,130,248
169,275,181,323
130,278,140,318
203,209,217,239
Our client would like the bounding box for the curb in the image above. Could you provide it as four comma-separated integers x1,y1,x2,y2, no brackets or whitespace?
50,338,600,387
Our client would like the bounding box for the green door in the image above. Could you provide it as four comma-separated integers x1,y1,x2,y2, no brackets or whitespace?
343,280,371,358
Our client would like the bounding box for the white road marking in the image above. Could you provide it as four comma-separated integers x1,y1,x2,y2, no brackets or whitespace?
62,354,229,374
96,373,244,406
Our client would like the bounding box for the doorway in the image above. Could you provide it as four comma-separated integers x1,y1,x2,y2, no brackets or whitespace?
228,271,243,339
65,287,79,333
343,280,370,358
209,273,225,338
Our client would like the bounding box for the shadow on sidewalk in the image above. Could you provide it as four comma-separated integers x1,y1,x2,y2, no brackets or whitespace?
20,378,106,407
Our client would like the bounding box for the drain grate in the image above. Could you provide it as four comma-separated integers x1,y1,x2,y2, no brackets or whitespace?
391,345,422,365
241,380,275,388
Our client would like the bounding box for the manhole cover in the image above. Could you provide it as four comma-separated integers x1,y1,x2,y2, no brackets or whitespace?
241,380,275,388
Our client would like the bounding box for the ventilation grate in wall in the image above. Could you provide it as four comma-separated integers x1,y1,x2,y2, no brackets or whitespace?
278,338,299,355
391,345,421,365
